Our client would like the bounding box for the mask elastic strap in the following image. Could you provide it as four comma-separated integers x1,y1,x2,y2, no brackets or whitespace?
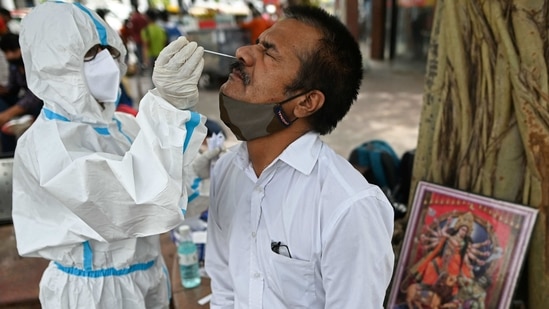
273,91,309,127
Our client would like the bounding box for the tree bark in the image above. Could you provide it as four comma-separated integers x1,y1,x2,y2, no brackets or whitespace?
409,0,549,307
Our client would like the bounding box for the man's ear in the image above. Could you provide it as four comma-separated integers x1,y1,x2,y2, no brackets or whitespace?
295,90,324,117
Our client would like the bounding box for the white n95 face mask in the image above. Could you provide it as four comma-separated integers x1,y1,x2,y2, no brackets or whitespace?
84,49,121,103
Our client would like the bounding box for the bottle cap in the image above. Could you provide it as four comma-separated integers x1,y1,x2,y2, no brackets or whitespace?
178,225,191,237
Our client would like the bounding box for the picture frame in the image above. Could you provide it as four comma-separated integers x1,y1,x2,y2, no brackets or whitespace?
387,181,538,309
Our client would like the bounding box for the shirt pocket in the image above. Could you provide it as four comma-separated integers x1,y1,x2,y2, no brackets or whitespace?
267,251,316,308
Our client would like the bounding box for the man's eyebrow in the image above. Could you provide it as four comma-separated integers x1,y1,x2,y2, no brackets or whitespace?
260,40,278,52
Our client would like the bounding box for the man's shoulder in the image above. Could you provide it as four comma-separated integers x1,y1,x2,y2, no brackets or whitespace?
316,145,375,189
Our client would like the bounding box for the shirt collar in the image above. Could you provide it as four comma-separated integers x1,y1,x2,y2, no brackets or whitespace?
234,131,322,176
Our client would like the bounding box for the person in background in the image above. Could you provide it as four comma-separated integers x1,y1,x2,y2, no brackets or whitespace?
127,3,148,70
0,32,42,152
238,2,273,44
205,5,395,308
141,8,167,69
0,12,10,106
11,1,208,308
0,8,17,34
159,9,183,44
119,18,131,46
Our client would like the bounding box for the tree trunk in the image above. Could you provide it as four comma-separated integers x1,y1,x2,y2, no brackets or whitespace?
409,0,549,307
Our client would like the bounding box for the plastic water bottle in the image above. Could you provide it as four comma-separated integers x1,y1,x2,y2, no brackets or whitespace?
177,225,201,289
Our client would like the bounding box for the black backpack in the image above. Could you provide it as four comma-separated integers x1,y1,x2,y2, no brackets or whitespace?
396,149,415,205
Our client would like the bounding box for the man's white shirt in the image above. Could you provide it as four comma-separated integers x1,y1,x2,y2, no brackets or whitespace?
206,132,395,309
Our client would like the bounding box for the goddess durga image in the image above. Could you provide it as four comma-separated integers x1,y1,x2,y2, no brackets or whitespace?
401,212,495,309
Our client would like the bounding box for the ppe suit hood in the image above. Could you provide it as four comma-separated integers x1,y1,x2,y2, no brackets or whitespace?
20,1,127,124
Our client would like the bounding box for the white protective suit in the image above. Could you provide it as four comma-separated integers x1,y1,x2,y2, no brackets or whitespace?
12,2,206,308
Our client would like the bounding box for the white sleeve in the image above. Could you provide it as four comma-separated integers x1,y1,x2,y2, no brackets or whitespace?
322,193,395,308
12,91,207,255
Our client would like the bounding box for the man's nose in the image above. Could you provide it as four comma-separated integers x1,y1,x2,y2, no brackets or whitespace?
235,45,257,66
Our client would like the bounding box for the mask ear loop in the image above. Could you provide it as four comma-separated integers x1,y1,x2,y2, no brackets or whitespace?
273,104,295,126
272,91,309,127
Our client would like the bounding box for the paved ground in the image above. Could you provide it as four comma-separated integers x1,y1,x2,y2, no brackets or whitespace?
125,56,426,159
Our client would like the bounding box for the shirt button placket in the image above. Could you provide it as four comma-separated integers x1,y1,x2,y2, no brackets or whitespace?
249,184,264,308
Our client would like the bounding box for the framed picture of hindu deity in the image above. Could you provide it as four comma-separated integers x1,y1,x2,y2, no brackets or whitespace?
387,181,538,309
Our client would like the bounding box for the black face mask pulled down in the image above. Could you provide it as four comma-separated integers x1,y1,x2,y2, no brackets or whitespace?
219,91,307,141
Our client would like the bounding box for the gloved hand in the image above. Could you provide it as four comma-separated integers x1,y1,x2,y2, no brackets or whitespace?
192,146,224,179
152,37,204,110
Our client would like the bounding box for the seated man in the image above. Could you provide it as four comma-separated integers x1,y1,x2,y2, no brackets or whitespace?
0,32,43,152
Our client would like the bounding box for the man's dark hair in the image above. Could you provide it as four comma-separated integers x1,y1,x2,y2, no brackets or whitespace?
0,32,19,52
283,5,363,135
159,10,169,22
145,8,159,21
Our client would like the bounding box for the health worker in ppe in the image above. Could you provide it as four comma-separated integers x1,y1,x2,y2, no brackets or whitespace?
11,1,207,308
